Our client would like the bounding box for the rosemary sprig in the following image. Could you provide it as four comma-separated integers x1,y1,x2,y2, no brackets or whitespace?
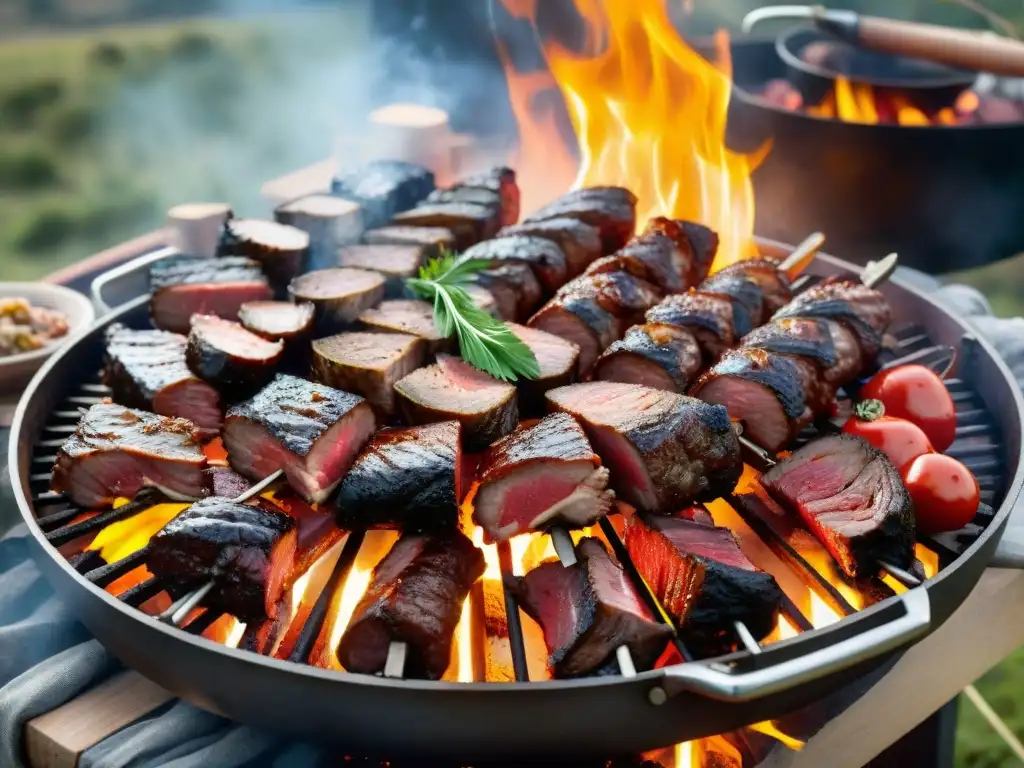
406,252,541,382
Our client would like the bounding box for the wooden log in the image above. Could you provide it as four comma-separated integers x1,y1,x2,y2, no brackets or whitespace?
275,195,363,272
166,203,233,258
363,103,454,184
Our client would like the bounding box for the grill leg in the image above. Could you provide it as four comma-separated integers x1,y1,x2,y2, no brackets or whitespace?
866,697,958,768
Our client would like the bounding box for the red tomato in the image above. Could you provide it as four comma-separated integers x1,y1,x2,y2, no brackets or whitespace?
904,453,980,534
842,400,933,472
860,365,956,451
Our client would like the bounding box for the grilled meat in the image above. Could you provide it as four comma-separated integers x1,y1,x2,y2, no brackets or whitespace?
512,537,671,678
148,497,297,624
336,421,461,531
261,493,344,585
186,315,284,399
716,258,792,316
462,236,569,295
338,244,425,298
761,434,915,578
624,510,783,654
523,187,637,254
358,299,451,355
288,268,386,333
586,229,688,293
528,291,625,376
474,262,544,321
773,281,892,359
425,186,501,212
700,273,763,336
473,413,613,541
51,403,209,508
741,317,863,385
103,324,221,432
393,355,518,451
593,323,702,394
508,323,579,415
646,291,736,366
450,166,519,227
222,374,376,504
311,331,425,419
149,256,272,334
391,201,501,250
557,272,664,322
361,225,456,259
465,284,500,318
497,218,603,277
547,382,742,515
218,219,309,289
238,301,315,342
675,220,719,285
209,466,252,499
331,160,436,229
337,530,485,680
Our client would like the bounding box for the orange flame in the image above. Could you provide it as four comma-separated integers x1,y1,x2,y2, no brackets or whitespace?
808,77,983,127
499,0,761,268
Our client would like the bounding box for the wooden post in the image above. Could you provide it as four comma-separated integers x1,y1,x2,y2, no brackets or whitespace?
166,203,233,257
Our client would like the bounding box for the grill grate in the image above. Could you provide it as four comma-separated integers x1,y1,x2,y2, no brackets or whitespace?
25,321,1006,684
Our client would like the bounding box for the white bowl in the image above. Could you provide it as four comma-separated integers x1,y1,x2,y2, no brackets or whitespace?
0,283,96,396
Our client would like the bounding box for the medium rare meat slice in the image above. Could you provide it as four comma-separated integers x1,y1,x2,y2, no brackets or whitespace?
218,218,310,289
358,299,451,354
289,268,386,333
498,218,603,277
472,413,614,541
462,236,569,295
646,291,736,366
700,273,764,336
338,530,485,679
761,434,915,578
474,263,543,321
524,187,637,254
331,159,435,229
51,403,210,508
148,498,296,623
716,258,792,316
741,318,863,385
624,511,783,653
508,323,579,415
338,244,424,298
557,272,664,322
464,284,499,318
773,281,892,359
394,355,518,450
149,256,272,334
547,382,742,515
592,323,702,394
450,166,519,226
186,315,284,399
391,201,500,250
512,537,671,677
238,301,314,342
529,292,625,376
103,324,221,432
336,421,461,531
361,225,455,259
222,374,376,504
311,331,425,418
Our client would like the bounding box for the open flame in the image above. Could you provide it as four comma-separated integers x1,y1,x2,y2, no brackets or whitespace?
800,77,981,126
499,0,762,268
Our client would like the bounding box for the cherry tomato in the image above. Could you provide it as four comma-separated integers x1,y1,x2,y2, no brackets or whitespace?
842,399,933,472
860,365,956,451
904,453,980,534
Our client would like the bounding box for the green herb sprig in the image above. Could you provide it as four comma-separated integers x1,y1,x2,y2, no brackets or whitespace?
406,251,540,382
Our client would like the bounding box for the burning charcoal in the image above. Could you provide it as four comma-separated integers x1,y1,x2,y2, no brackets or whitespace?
337,530,485,680
512,537,671,677
449,166,520,226
238,301,315,342
222,374,376,504
311,331,426,419
556,271,664,322
103,324,222,433
463,236,569,295
761,434,916,578
331,159,436,229
186,315,285,400
773,281,892,359
593,322,702,394
547,382,742,515
524,187,637,254
624,510,783,655
358,299,452,355
149,255,273,334
646,291,737,366
148,497,297,624
498,217,603,278
274,194,362,272
361,225,456,259
741,317,863,385
528,289,626,375
473,413,613,542
391,200,501,250
336,421,461,531
475,262,544,321
338,243,425,298
289,267,386,333
715,257,793,317
218,218,310,291
507,323,579,415
51,403,210,508
394,355,518,450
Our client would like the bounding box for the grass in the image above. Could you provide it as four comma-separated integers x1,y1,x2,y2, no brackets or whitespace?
956,646,1024,766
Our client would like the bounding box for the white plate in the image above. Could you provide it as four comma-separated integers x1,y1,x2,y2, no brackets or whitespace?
0,282,96,396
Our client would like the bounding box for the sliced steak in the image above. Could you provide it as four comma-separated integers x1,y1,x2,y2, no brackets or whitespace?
593,323,702,394
51,403,209,508
451,166,519,227
311,331,425,419
186,315,284,399
361,225,456,259
218,219,309,290
473,413,613,541
336,421,461,531
508,323,579,415
474,262,544,321
148,497,296,624
645,291,736,366
624,511,783,654
238,301,315,342
557,271,664,322
222,374,376,504
700,273,765,335
149,256,272,334
741,317,863,385
103,324,221,432
338,244,424,299
391,201,500,250
716,258,792,316
289,267,386,333
498,218,603,277
331,159,435,229
337,530,485,679
512,537,671,677
462,236,569,296
528,292,625,376
358,299,451,355
524,187,637,254
761,434,915,578
773,281,892,359
546,382,742,515
464,284,499,318
394,355,518,450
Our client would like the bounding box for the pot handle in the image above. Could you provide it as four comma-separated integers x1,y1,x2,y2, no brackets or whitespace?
89,246,179,316
649,587,931,705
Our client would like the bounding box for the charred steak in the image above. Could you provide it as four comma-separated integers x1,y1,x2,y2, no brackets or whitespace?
218,218,309,290
289,268,386,333
186,315,284,399
523,187,637,254
238,301,315,342
462,236,570,296
149,256,272,334
593,322,702,394
772,281,892,359
331,159,436,229
498,218,603,278
507,323,580,415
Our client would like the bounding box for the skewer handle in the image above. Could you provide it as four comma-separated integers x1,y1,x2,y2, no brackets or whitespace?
550,527,578,567
777,232,825,279
861,252,899,290
384,641,407,678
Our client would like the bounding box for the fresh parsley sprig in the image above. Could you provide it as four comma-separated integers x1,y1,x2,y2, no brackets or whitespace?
406,252,540,382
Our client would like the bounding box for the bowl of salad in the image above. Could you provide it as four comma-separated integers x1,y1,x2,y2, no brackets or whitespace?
0,283,95,395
